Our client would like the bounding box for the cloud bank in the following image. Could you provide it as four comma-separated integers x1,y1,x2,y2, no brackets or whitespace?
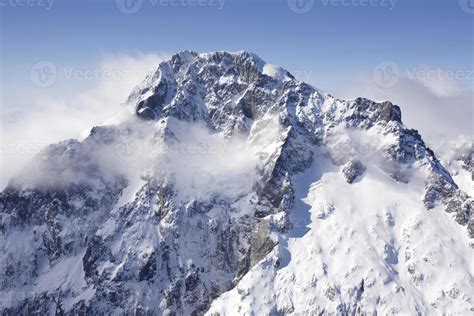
2,57,471,192
0,52,170,189
336,65,473,146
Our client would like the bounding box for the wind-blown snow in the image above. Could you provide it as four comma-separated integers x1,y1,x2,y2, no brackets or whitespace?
263,64,289,81
430,137,473,197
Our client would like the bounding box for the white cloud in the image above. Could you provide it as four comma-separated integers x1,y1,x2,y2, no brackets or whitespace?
0,52,170,189
336,66,473,147
9,114,284,204
158,115,284,201
406,65,467,98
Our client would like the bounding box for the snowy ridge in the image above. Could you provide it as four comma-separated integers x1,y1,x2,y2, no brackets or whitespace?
0,51,472,315
431,137,473,197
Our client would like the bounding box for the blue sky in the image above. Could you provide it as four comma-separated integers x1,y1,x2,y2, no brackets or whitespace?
1,0,473,91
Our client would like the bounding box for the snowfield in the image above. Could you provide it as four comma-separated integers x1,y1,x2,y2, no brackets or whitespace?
208,148,473,314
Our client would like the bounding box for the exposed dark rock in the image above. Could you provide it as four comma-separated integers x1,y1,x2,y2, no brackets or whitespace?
237,220,277,279
342,159,366,183
83,235,111,282
139,251,157,282
137,106,156,120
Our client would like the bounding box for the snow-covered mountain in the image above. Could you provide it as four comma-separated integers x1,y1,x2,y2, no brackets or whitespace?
1,51,472,315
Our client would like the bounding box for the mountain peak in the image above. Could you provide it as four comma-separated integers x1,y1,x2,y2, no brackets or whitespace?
1,50,472,315
129,50,296,123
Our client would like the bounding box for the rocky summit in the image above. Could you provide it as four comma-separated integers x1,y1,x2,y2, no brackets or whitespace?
1,51,472,315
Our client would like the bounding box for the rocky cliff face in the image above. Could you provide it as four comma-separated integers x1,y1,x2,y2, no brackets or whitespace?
1,51,472,315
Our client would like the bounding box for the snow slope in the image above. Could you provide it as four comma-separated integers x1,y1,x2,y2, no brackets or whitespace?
431,137,473,197
208,147,473,315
